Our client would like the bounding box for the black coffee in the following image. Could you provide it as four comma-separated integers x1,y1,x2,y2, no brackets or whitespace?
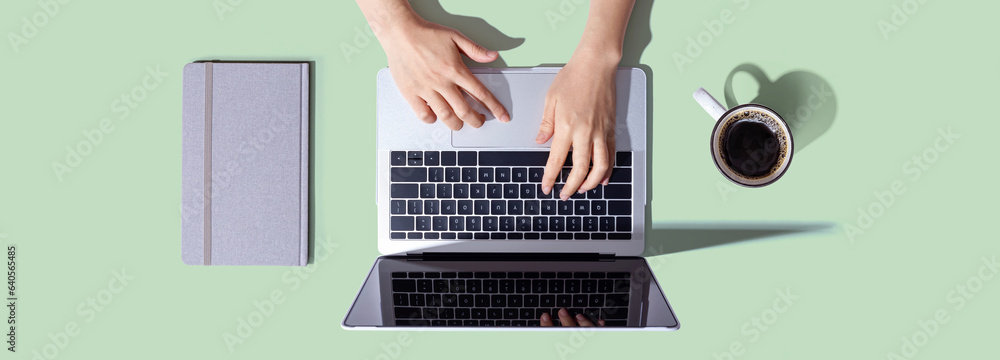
723,119,780,178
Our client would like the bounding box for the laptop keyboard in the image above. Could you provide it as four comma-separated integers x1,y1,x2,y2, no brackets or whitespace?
391,271,630,327
388,151,633,241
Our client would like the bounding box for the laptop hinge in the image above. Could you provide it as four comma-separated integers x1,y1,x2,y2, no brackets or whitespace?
406,252,616,261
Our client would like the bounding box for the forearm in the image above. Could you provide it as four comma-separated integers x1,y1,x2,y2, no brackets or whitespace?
574,0,635,66
355,0,420,40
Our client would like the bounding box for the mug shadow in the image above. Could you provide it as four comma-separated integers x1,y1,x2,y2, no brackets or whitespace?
642,221,835,257
723,63,837,154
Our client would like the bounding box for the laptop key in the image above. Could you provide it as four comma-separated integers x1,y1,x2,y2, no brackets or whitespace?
591,200,607,215
390,232,405,239
599,217,615,231
517,216,531,232
586,186,602,199
458,200,473,214
567,217,581,232
541,233,557,240
424,151,439,166
507,200,523,215
558,201,573,215
445,167,460,182
441,151,456,166
608,201,631,215
583,217,598,232
407,151,422,166
574,201,589,215
391,167,426,182
466,217,482,231
449,216,464,231
428,167,444,182
500,216,515,231
454,184,469,198
408,200,422,214
604,184,631,199
558,233,573,240
491,200,506,215
392,279,416,292
557,295,571,307
424,200,439,215
441,200,456,214
483,216,498,231
504,184,519,199
615,152,631,166
541,200,557,215
524,200,540,215
512,167,527,182
479,168,494,182
458,151,477,166
533,217,548,232
496,167,510,182
433,216,447,231
470,184,485,198
416,216,431,231
508,233,523,240
391,200,406,214
390,216,414,231
616,217,632,232
437,184,452,199
474,200,490,215
390,184,418,198
609,168,631,183
458,232,473,239
391,151,406,166
549,217,565,232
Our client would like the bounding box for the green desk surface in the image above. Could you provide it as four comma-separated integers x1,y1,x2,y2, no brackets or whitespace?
1,0,996,359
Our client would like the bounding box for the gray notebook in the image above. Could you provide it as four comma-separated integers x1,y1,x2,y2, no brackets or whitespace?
181,62,309,266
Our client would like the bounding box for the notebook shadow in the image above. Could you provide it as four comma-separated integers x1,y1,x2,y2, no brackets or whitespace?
642,221,835,257
723,63,837,154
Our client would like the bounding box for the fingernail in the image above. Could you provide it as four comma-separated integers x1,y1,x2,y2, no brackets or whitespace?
535,133,544,142
560,194,569,201
542,186,551,195
559,309,568,317
486,50,498,57
577,190,585,194
541,313,550,321
602,178,609,186
576,314,586,320
501,114,510,123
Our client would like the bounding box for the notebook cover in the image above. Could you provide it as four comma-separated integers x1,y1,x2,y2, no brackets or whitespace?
181,62,309,266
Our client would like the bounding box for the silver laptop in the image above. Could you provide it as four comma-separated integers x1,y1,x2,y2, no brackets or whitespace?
343,67,679,330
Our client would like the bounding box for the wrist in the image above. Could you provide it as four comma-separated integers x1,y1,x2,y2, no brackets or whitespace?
570,44,622,70
359,1,423,43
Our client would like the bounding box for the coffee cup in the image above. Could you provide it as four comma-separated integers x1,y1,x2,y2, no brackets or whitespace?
693,87,793,187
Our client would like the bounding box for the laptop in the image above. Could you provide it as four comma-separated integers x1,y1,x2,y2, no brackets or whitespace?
343,67,679,330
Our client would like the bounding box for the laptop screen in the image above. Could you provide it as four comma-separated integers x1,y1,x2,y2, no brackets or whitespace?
343,257,678,330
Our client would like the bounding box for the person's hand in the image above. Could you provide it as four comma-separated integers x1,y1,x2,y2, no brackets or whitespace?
378,17,510,130
536,53,619,200
540,308,606,327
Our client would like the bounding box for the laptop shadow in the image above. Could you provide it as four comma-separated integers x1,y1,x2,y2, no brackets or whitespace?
642,221,835,257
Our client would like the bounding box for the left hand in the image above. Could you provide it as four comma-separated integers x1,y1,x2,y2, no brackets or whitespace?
535,53,618,200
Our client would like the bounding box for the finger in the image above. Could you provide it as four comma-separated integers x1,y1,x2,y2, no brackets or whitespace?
581,138,610,192
561,138,592,200
404,95,435,124
440,86,485,128
540,312,554,327
598,319,606,327
542,128,571,196
452,32,499,63
457,71,509,123
558,308,577,327
603,132,616,186
575,313,595,327
536,96,556,144
425,92,463,131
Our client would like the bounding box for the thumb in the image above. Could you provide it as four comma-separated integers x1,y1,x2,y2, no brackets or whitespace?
536,97,555,144
453,33,498,63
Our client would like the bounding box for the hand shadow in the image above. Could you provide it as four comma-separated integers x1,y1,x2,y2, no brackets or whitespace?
723,63,837,154
642,222,835,257
410,0,525,68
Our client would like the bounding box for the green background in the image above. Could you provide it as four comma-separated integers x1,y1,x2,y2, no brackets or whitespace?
1,0,997,359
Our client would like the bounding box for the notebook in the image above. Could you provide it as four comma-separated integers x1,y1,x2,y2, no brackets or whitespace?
181,61,310,266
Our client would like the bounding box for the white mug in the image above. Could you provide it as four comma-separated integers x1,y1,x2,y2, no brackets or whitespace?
693,88,794,187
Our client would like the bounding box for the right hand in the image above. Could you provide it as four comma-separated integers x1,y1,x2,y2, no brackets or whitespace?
379,18,510,130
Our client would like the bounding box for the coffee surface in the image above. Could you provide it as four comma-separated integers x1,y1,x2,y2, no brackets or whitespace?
723,120,779,177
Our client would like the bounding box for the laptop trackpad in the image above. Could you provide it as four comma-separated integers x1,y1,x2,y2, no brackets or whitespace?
452,73,552,148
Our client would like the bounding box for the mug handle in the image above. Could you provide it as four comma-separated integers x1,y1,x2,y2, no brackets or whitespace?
724,63,771,109
693,87,727,120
